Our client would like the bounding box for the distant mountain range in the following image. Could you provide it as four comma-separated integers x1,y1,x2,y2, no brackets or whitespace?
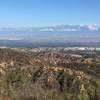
0,25,100,47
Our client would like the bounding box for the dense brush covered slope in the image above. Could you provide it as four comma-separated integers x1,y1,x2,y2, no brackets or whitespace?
0,48,100,100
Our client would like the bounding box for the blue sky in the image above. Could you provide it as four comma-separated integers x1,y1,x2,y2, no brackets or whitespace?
0,0,100,27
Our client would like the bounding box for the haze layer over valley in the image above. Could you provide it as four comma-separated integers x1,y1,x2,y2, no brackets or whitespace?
0,24,100,42
0,25,100,47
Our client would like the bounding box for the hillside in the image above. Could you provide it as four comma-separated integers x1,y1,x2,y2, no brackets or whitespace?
0,48,100,100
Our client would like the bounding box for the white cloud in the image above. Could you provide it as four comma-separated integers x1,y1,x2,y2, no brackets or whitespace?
87,24,98,31
58,29,77,31
40,28,54,31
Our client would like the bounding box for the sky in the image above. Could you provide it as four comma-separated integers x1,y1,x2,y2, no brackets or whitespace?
0,0,100,27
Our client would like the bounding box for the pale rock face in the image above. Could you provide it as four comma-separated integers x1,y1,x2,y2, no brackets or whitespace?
80,84,86,94
10,61,14,66
0,68,5,75
84,58,94,64
0,62,6,67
